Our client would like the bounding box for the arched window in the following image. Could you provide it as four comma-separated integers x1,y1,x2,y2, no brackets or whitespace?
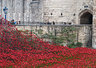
79,10,93,47
79,10,93,24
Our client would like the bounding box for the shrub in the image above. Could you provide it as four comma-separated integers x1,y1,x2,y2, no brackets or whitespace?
67,42,76,48
68,42,82,48
41,27,77,46
75,42,82,47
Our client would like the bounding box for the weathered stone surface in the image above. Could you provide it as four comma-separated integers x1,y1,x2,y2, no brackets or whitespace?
0,0,93,24
1,0,96,48
16,25,92,47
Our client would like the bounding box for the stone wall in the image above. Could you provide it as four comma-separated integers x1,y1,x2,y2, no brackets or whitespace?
0,0,93,25
16,25,92,47
43,0,93,24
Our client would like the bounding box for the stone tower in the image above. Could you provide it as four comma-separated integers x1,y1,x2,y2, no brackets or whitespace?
0,0,43,24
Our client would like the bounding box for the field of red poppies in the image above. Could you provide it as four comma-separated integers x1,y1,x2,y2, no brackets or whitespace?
0,24,96,68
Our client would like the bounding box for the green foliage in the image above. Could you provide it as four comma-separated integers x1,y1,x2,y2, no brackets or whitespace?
41,33,49,38
67,42,76,48
75,42,82,47
37,29,43,35
21,26,82,48
41,26,78,46
67,42,82,48
61,27,76,43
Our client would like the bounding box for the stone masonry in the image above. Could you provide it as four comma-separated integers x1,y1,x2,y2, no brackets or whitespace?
0,0,96,48
0,0,93,24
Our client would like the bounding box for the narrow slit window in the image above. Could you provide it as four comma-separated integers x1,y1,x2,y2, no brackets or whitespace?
61,13,63,16
51,13,53,15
